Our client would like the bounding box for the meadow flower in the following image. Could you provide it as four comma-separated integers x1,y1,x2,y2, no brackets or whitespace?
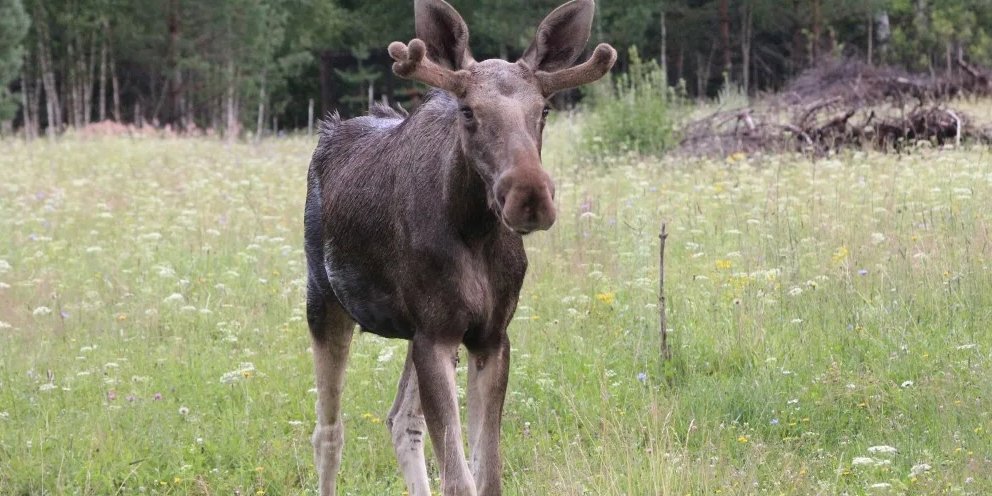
0,321,11,329
163,293,184,303
220,363,256,384
595,292,615,305
852,457,875,466
107,390,117,401
858,269,869,276
867,445,897,454
832,246,849,264
788,287,803,297
869,482,892,490
154,393,163,400
636,372,647,383
900,380,914,388
715,259,733,270
0,260,10,273
377,347,395,363
910,463,931,476
32,306,52,316
870,233,886,245
39,383,56,392
178,406,190,416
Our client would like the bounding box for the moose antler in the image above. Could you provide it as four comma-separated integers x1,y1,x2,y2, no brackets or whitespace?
535,43,617,96
389,39,469,96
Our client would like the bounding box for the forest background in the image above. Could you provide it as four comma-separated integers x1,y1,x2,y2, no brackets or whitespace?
1,0,991,138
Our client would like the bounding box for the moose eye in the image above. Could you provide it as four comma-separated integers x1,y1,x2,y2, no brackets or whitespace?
542,106,552,118
460,107,474,120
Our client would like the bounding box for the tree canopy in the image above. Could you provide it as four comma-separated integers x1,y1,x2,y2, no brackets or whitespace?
4,0,992,136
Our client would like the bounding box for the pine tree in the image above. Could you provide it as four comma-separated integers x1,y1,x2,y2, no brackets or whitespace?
0,0,30,121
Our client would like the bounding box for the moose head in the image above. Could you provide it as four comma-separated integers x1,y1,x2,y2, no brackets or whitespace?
388,0,617,234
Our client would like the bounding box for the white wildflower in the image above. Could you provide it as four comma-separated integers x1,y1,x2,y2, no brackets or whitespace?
0,321,11,329
32,306,52,316
852,457,875,466
910,463,931,476
85,246,103,254
870,232,886,245
867,445,897,455
163,293,184,304
377,346,396,363
0,260,10,273
956,344,977,350
287,420,304,427
788,286,803,297
869,482,892,490
900,380,914,388
178,406,190,416
104,362,119,369
219,362,256,384
39,383,56,392
0,411,9,420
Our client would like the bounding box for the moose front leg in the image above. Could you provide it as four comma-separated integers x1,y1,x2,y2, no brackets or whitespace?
467,339,510,496
412,336,477,496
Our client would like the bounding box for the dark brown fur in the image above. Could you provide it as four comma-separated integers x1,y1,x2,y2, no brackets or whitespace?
304,1,615,494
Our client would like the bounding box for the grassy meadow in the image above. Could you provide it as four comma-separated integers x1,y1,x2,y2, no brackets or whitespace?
1,121,991,495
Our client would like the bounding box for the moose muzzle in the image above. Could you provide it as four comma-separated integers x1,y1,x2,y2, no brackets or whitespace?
494,166,556,234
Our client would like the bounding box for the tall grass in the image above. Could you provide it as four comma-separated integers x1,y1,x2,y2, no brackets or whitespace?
0,129,990,494
581,46,678,158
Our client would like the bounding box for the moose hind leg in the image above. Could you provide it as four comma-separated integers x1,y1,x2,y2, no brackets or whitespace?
387,343,431,496
309,290,356,496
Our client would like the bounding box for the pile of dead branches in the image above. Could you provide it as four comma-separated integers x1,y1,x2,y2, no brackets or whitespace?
679,59,992,156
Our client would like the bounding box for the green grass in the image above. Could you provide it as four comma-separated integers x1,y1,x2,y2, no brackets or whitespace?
1,125,990,495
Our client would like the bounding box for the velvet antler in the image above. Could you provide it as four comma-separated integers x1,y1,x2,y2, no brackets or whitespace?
389,39,469,97
535,43,617,96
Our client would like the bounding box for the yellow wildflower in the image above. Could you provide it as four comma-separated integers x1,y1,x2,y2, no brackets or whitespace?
831,246,849,265
715,259,733,270
595,292,615,305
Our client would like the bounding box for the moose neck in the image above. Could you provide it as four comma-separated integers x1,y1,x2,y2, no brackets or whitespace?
445,143,500,241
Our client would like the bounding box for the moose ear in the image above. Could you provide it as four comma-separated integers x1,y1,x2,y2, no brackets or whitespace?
415,0,474,70
520,0,595,73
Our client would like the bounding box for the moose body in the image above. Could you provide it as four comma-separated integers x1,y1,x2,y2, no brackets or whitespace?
304,1,615,494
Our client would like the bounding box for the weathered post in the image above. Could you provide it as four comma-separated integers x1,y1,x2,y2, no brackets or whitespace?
659,222,671,361
308,98,315,137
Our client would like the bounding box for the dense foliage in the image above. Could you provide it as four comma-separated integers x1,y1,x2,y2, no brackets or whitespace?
4,0,992,136
0,0,30,122
582,47,678,158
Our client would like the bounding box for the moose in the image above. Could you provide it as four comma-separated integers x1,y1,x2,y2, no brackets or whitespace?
304,0,615,494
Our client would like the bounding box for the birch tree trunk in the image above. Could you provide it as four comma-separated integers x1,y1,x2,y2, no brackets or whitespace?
20,68,34,140
37,32,61,136
740,0,753,95
719,0,732,78
255,73,266,141
225,60,240,142
110,46,121,122
99,34,107,122
659,9,667,82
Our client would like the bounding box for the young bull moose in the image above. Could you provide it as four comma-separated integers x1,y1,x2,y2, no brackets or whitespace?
304,0,615,494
